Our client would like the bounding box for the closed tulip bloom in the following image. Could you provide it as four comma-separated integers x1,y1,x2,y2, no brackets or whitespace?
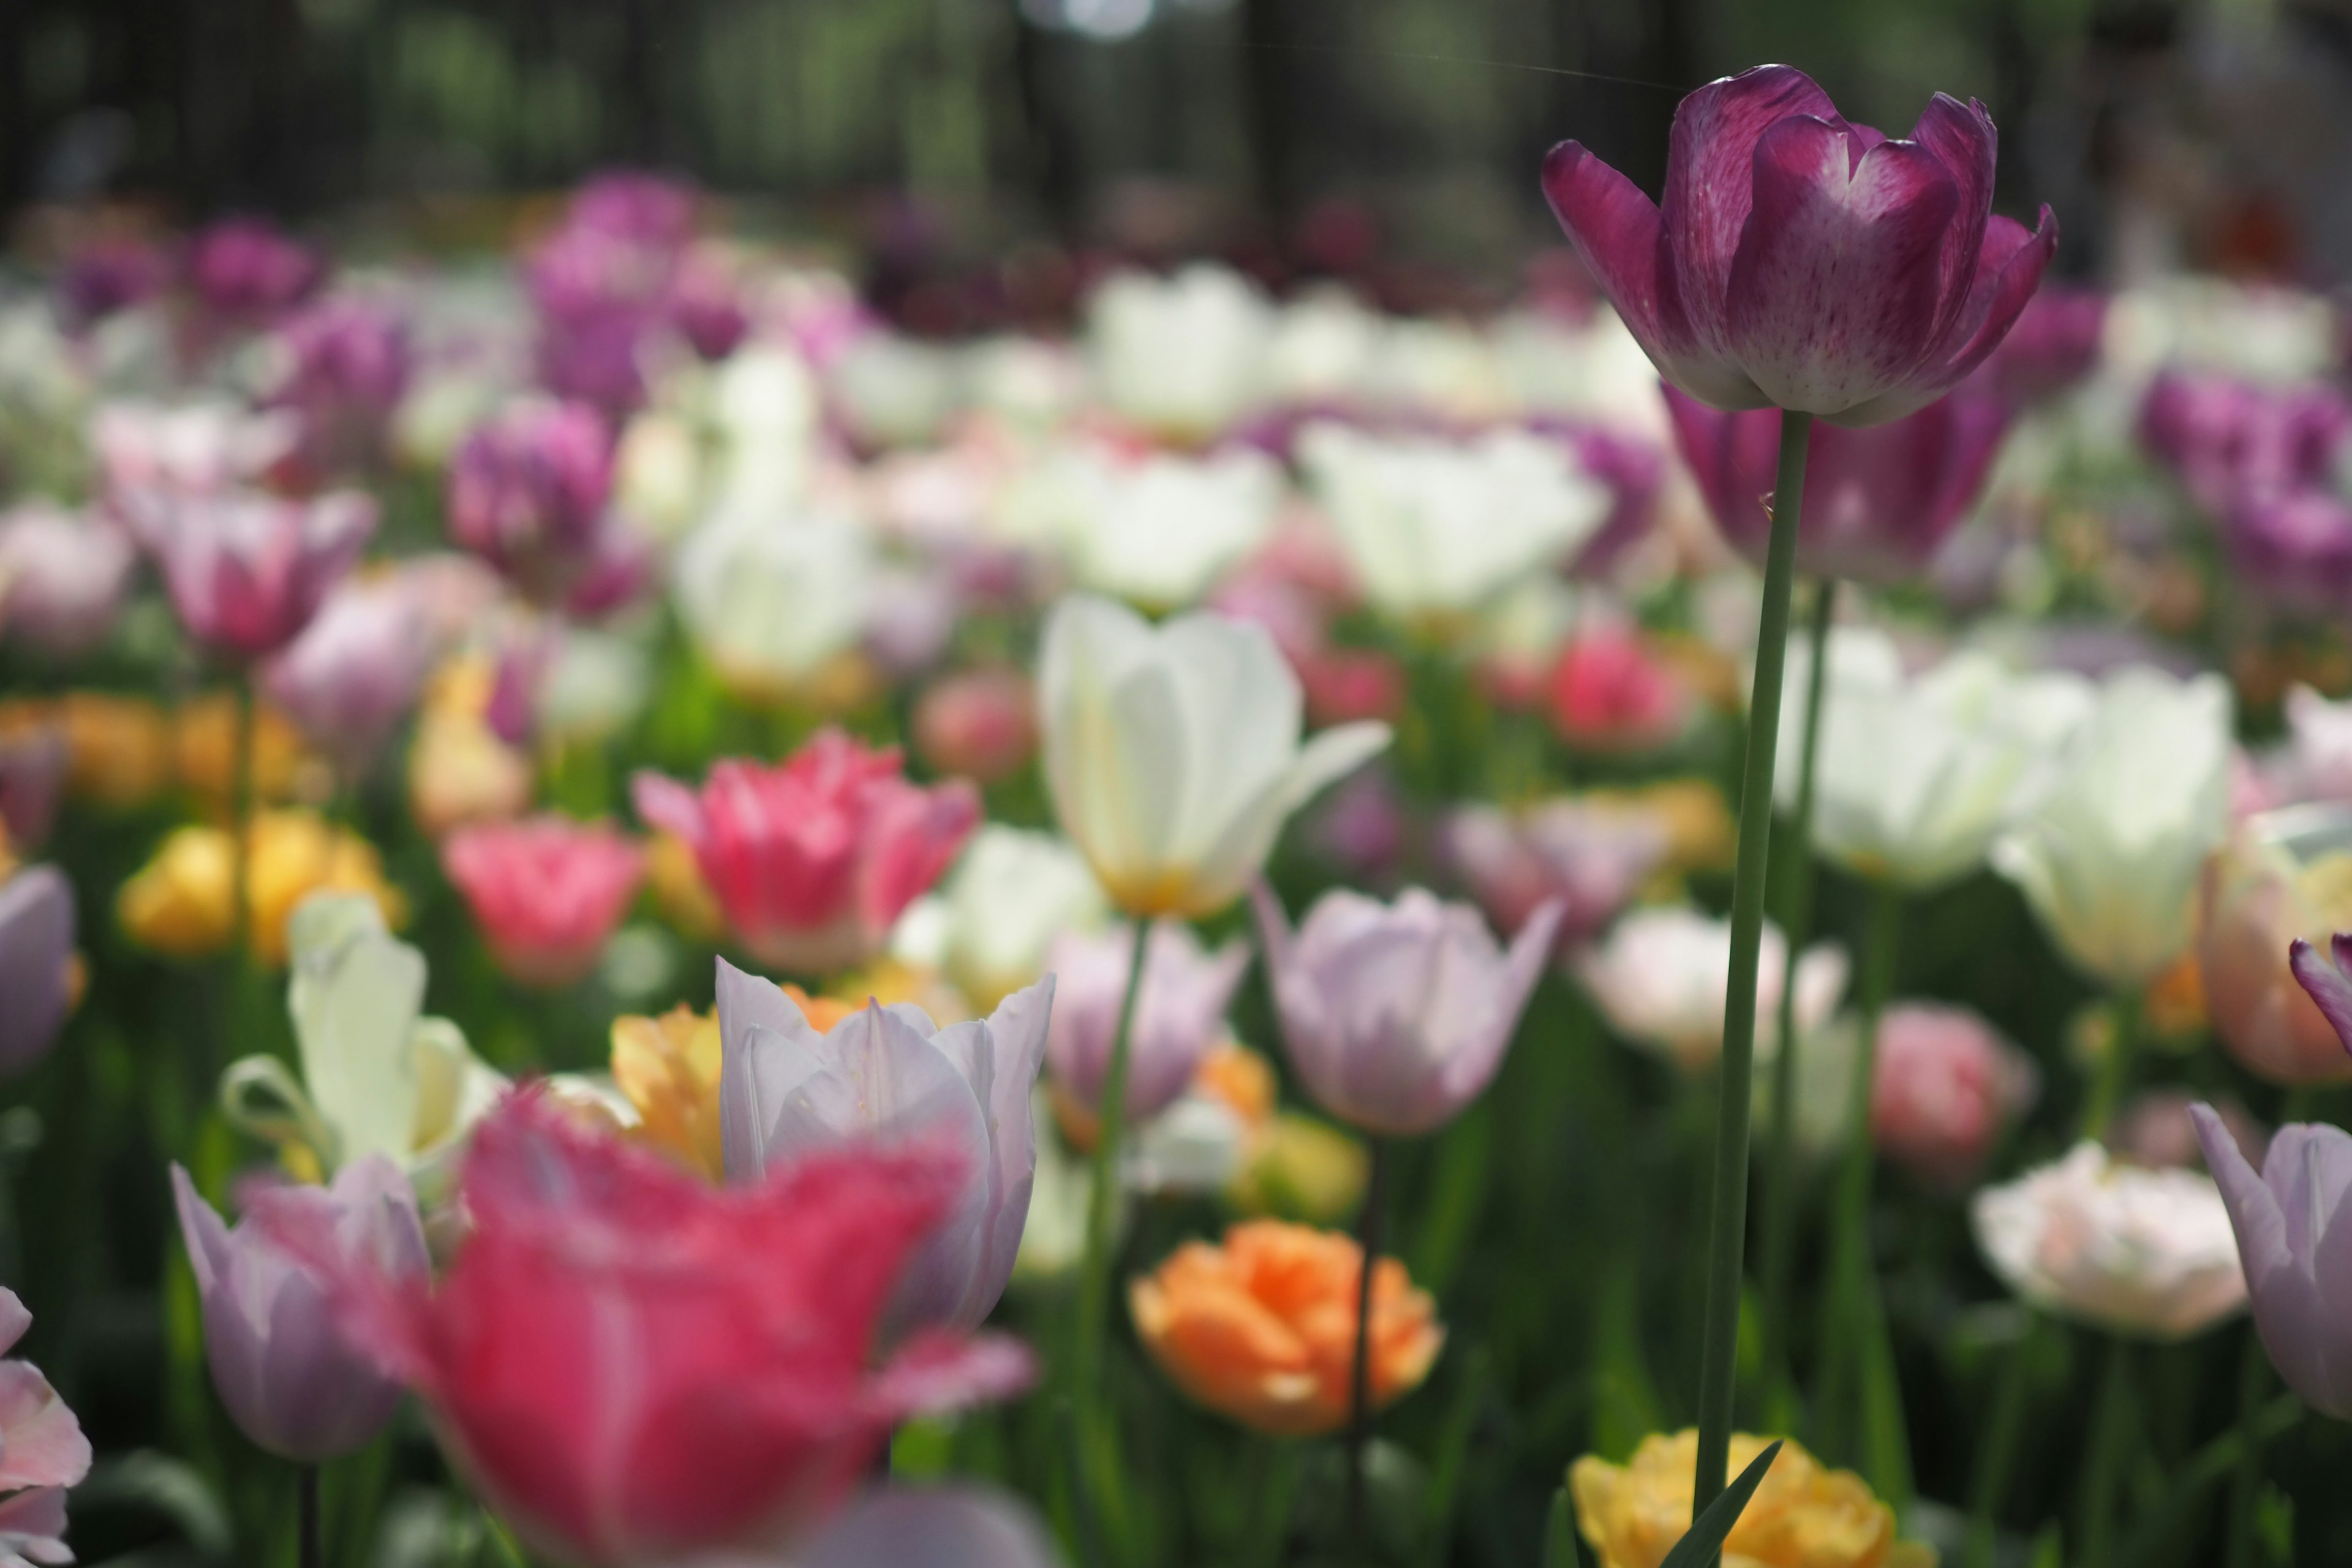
936,826,1108,1013
1547,623,1694,755
913,668,1038,786
1046,447,1281,610
1129,1219,1442,1436
187,217,323,323
170,1156,427,1461
1665,386,2011,582
0,867,76,1079
444,399,627,597
262,575,437,777
254,1092,1035,1568
717,957,1053,1335
1991,668,2233,987
266,297,412,475
1297,424,1610,620
1542,64,2056,425
2138,372,2350,519
1870,1002,2037,1188
633,731,980,976
2194,1103,2352,1419
671,514,876,704
132,489,376,660
1254,885,1563,1137
1087,265,1273,442
442,816,645,987
1039,595,1389,919
1775,630,2093,888
1045,921,1250,1125
1572,1431,1929,1568
2198,809,2352,1086
1441,798,1668,952
1972,1140,2246,1339
0,503,136,657
1577,906,1847,1073
2222,489,2352,617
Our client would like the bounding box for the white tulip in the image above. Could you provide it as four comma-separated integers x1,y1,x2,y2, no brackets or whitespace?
220,894,505,1195
1031,445,1280,609
939,826,1110,1011
1265,291,1384,407
612,409,705,540
828,331,963,450
1972,1141,2246,1340
1490,307,1673,438
671,511,875,698
1365,318,1510,424
706,345,821,516
1298,423,1609,620
1087,265,1272,440
1574,905,1848,1075
1774,628,2095,889
1039,594,1390,918
1991,666,2233,986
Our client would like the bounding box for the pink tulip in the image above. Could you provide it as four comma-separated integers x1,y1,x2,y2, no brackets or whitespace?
442,816,646,987
186,217,324,324
262,575,437,777
1869,1002,2037,1188
130,488,376,660
0,1285,91,1568
912,668,1038,786
633,731,980,976
266,297,412,477
1255,884,1563,1136
1546,623,1692,754
1664,385,2011,584
1542,64,2056,425
255,1091,1033,1568
1441,799,1668,952
0,503,137,658
1045,922,1250,1124
2289,932,2352,1061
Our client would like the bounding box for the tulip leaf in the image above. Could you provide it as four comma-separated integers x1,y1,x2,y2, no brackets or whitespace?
1542,1485,1578,1568
1656,1439,1784,1568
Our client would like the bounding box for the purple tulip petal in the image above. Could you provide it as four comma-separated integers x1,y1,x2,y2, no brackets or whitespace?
1907,94,1997,352
2289,937,2352,1054
0,868,74,1079
1725,118,1960,416
1837,208,2059,426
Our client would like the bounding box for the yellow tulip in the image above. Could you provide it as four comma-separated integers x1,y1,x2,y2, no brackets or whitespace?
118,810,406,966
611,1005,726,1182
1570,1431,1934,1568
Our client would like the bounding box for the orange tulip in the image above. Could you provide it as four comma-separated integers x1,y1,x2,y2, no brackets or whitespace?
1129,1219,1442,1436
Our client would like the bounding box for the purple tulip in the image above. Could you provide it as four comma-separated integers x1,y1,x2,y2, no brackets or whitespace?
2223,491,2352,617
1044,922,1250,1123
2139,372,2352,519
1541,64,2056,426
1254,884,1563,1136
716,957,1053,1336
1977,284,2106,407
0,868,76,1079
131,488,375,661
1440,799,1668,953
0,503,137,657
0,726,66,853
58,236,169,326
170,1157,427,1461
266,298,412,477
565,171,699,247
445,400,618,604
2193,1102,2352,1419
261,576,437,777
2288,933,2352,1057
1665,383,2011,584
186,217,323,325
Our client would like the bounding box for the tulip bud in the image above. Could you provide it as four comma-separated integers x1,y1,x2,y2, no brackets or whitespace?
441,816,645,988
913,668,1038,785
1044,921,1249,1125
2199,807,2352,1085
2195,1104,2352,1420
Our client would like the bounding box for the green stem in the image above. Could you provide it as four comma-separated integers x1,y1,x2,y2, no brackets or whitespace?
1962,1320,2035,1568
299,1464,322,1568
2082,990,2141,1142
1068,919,1153,1558
1820,882,1904,1488
2114,1393,2302,1566
231,674,255,971
1763,577,1836,1421
1692,408,1811,1528
1348,1136,1390,1560
2223,1310,2274,1567
2076,1335,2134,1568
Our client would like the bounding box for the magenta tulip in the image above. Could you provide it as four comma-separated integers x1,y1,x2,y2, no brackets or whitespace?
1542,64,2056,425
1665,383,2011,583
1978,284,2106,407
186,217,323,325
130,488,376,660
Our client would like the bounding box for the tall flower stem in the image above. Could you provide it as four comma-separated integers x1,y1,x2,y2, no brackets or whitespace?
1348,1136,1391,1558
2081,990,2141,1140
2076,1335,2134,1568
2222,1321,2272,1568
230,674,257,974
1692,408,1811,1524
1068,919,1153,1553
1819,881,1906,1499
1962,1318,2035,1568
298,1464,322,1568
1762,576,1836,1422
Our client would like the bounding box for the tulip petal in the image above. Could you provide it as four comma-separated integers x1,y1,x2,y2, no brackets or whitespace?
1908,94,1997,353
1834,208,2059,427
1725,117,1959,416
630,770,709,851
0,1292,28,1363
869,1329,1039,1422
0,1360,90,1493
287,897,428,1170
2289,937,2352,1054
929,976,1055,1330
796,1486,1064,1568
0,869,74,1077
0,1487,71,1567
1442,897,1566,1109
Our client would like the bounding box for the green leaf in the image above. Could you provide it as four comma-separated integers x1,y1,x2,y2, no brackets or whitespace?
1657,1439,1785,1568
1542,1486,1578,1568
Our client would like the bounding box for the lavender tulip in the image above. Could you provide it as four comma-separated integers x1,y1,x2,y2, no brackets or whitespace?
2289,933,2352,1057
1254,884,1564,1136
1664,385,2011,584
266,297,412,477
0,868,76,1078
1439,799,1668,953
716,957,1053,1335
0,727,66,853
1541,64,2056,426
262,576,437,777
2193,1102,2352,1419
170,1157,426,1461
129,488,376,660
0,503,136,657
1044,922,1249,1123
445,399,626,608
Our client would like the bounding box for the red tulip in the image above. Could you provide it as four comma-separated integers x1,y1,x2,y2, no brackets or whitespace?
1546,623,1691,754
1542,64,2055,426
633,730,979,976
1664,384,2010,584
442,816,646,987
255,1091,1034,1567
